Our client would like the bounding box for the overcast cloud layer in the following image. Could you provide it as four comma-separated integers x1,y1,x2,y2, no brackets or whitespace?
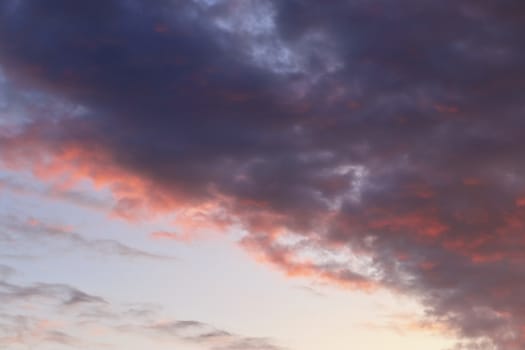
1,1,525,349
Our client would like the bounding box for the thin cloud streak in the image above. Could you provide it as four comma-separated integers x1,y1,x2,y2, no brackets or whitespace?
0,215,175,261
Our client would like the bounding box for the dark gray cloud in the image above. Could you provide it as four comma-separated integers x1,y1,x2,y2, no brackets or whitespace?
0,1,525,348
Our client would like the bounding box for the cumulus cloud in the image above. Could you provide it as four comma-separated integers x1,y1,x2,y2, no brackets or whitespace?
1,1,525,348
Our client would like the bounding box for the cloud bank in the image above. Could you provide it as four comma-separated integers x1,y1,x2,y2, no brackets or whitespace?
1,1,525,348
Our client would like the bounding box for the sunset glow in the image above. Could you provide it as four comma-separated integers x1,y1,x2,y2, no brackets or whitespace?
1,1,525,349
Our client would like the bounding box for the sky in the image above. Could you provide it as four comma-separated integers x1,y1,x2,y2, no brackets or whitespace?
0,1,524,349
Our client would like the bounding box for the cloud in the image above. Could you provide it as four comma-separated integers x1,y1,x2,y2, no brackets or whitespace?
0,280,107,307
0,265,15,280
0,314,82,348
0,269,284,350
1,0,525,348
0,174,110,210
146,319,285,350
43,330,79,346
0,279,105,348
150,231,194,243
0,215,175,261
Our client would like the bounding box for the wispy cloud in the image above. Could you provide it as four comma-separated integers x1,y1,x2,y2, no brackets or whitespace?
0,175,110,210
0,215,175,261
0,265,14,280
0,269,284,350
0,280,107,306
0,271,104,348
141,319,286,350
